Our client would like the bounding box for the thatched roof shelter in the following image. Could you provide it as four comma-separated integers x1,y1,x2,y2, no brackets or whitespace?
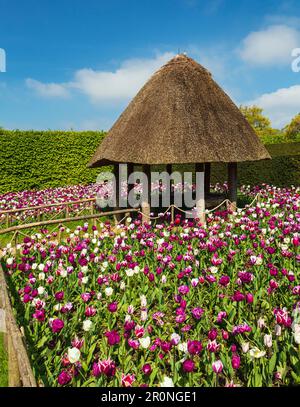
89,54,270,167
89,54,271,222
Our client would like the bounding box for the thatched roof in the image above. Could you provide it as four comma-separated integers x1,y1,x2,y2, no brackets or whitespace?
89,54,271,167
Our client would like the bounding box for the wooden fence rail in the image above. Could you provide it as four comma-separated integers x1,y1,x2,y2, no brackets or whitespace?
0,206,140,386
0,208,139,235
0,265,37,387
0,197,96,215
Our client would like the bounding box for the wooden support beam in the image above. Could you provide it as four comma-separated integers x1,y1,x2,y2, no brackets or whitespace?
195,163,204,173
166,164,173,207
166,164,172,175
141,164,151,223
126,163,135,218
127,163,134,206
113,164,122,222
204,163,211,197
228,162,237,211
195,169,205,225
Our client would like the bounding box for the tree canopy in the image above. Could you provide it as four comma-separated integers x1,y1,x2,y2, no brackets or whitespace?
239,105,278,138
284,113,300,141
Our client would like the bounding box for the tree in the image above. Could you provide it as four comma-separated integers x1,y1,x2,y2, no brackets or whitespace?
239,105,277,138
284,113,300,141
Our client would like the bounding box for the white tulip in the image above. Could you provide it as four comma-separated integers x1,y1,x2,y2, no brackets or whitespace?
177,342,188,353
37,286,45,295
264,334,272,348
68,347,81,364
160,376,174,387
82,319,93,332
274,324,282,336
139,336,150,349
105,287,113,296
140,295,147,307
141,310,148,321
241,342,250,353
249,347,266,359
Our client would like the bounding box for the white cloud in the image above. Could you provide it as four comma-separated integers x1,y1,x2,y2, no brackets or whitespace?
246,84,300,128
26,78,70,98
239,24,300,66
71,52,175,102
26,52,175,103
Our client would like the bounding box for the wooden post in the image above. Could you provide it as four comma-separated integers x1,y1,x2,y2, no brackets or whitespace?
113,164,122,223
228,162,237,211
195,164,205,225
8,325,21,386
127,163,134,210
166,164,173,209
204,163,211,197
195,163,204,173
141,164,151,223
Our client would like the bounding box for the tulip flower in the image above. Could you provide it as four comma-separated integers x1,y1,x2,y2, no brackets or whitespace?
212,360,223,374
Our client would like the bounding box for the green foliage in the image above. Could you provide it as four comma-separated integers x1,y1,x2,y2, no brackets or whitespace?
284,113,300,141
0,129,109,193
240,105,279,137
176,143,300,187
0,130,300,194
240,105,272,131
0,333,8,387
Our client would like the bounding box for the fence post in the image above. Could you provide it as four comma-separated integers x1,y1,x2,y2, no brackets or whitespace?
8,324,21,386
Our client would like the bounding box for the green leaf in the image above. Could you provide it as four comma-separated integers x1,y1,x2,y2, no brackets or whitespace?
268,353,277,375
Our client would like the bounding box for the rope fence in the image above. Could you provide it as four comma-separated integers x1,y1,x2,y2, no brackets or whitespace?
0,193,262,246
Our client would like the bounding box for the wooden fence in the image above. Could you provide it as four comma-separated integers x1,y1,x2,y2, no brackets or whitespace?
0,197,97,229
0,265,37,387
0,205,140,386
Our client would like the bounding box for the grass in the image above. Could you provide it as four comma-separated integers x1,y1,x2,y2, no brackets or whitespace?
0,333,8,387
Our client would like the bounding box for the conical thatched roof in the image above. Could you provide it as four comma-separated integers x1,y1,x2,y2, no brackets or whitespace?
89,54,271,167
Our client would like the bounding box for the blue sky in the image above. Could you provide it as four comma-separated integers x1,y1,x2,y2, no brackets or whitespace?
1,0,300,130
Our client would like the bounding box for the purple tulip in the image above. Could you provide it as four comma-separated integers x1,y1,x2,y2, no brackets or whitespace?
51,318,64,333
57,370,72,386
231,354,241,370
142,364,152,375
182,359,195,373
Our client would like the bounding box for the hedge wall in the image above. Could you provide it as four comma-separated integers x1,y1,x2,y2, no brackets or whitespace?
0,130,108,193
0,130,300,194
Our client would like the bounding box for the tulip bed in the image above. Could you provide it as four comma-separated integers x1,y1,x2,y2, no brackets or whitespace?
0,181,228,227
1,185,300,387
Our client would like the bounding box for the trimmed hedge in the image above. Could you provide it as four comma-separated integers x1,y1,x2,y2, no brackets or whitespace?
0,130,109,193
0,130,300,194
